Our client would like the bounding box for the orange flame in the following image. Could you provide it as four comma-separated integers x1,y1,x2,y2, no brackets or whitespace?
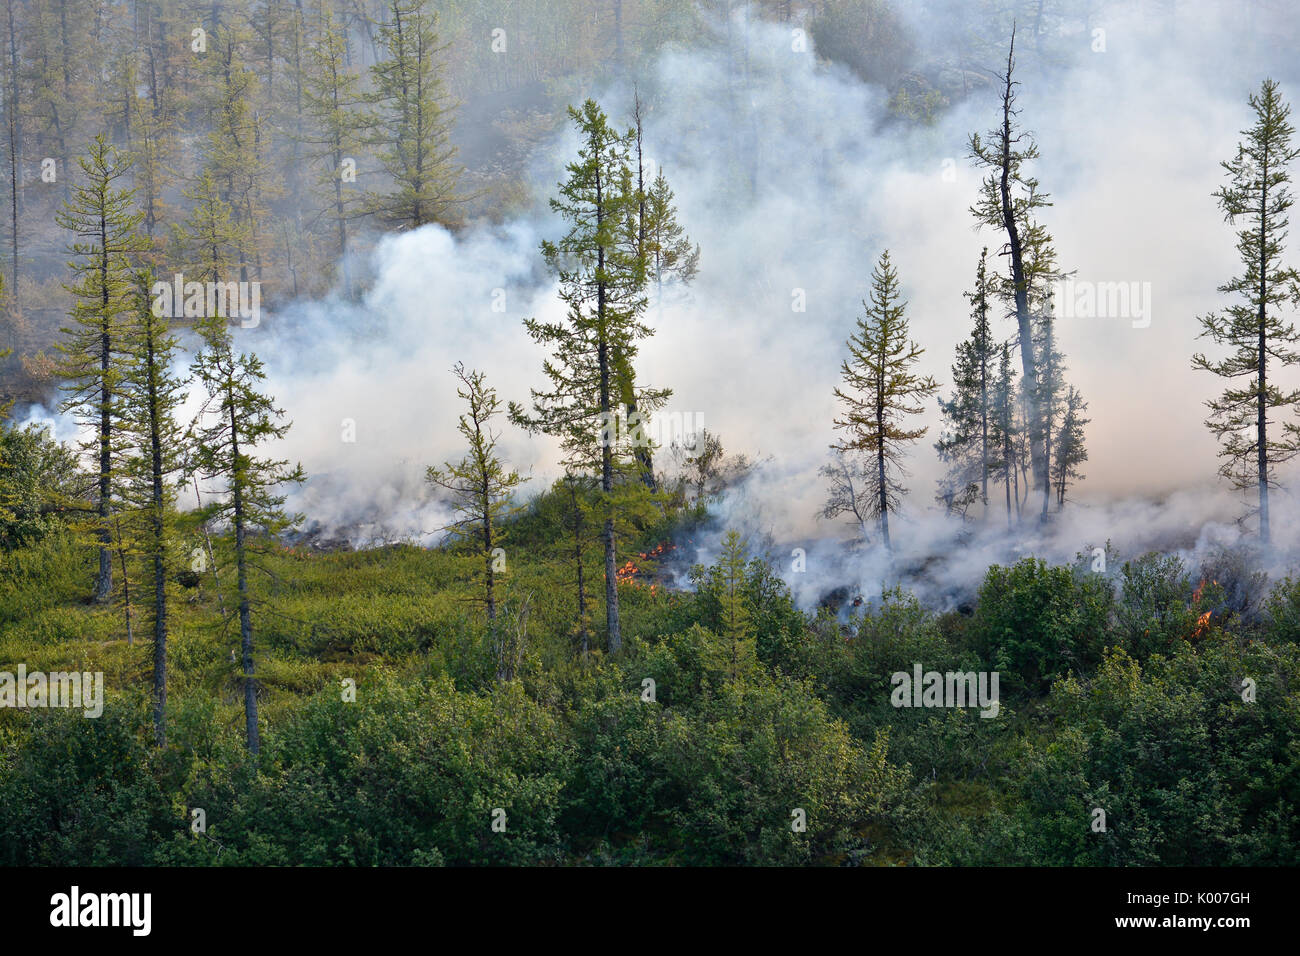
1191,610,1211,638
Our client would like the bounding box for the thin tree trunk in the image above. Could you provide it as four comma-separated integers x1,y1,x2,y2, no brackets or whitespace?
596,168,620,653
146,320,168,748
115,516,133,645
95,225,113,603
568,480,588,655
230,399,258,755
1258,177,1271,545
877,405,891,551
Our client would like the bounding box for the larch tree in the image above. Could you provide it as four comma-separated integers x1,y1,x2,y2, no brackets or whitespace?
119,269,188,747
935,248,995,518
622,91,699,492
1192,78,1300,546
426,362,526,675
1051,385,1089,509
1034,303,1067,519
302,5,365,297
990,340,1019,527
968,27,1062,496
698,529,755,684
54,136,148,603
827,250,938,551
510,99,660,655
555,472,599,655
173,168,249,285
4,0,22,300
188,318,305,755
633,91,700,298
365,0,462,230
201,19,272,286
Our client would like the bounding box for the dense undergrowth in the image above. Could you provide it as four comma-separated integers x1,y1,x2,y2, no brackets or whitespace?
1,495,1298,866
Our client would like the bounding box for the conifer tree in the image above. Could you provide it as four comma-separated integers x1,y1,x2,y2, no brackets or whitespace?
201,19,271,285
3,0,22,300
510,100,660,654
118,269,187,747
1192,78,1300,545
633,93,700,297
698,529,755,683
968,27,1062,492
1052,385,1089,509
1035,303,1066,519
365,0,461,230
173,168,249,285
54,136,148,603
426,362,526,635
827,250,938,551
621,92,698,492
302,5,365,296
131,103,173,242
990,341,1019,527
188,319,304,755
936,248,995,516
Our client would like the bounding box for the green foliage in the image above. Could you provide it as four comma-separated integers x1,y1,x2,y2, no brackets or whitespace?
2,516,1299,866
365,0,462,230
825,250,938,549
0,423,83,550
1192,78,1300,542
969,557,1114,694
808,0,913,88
1115,552,1196,658
1264,573,1300,643
427,362,526,635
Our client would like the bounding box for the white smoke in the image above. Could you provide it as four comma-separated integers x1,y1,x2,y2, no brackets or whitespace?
25,2,1300,602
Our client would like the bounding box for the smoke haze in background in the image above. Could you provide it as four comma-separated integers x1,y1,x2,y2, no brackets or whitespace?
26,1,1300,604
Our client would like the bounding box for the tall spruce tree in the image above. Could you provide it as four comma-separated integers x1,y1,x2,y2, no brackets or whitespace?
426,362,526,653
1192,78,1300,545
188,319,304,755
55,136,148,603
510,99,660,654
827,250,938,551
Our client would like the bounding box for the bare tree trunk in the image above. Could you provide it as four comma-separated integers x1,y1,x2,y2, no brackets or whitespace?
115,516,133,645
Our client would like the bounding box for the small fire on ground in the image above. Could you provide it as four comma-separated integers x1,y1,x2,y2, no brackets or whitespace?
616,542,680,594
